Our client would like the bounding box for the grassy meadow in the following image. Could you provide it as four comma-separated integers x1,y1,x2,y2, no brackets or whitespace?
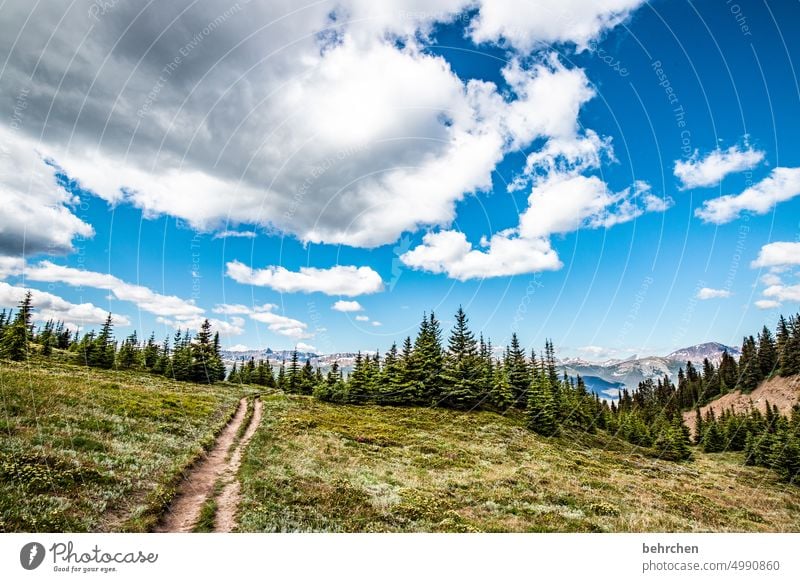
0,358,250,532
236,393,800,533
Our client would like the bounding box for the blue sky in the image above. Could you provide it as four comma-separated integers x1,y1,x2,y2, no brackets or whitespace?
1,0,799,358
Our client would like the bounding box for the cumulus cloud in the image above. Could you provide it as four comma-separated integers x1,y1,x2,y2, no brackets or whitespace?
695,167,800,224
403,175,670,280
355,315,370,322
226,261,383,296
674,144,765,189
0,126,94,255
696,287,731,300
0,0,646,257
213,302,311,340
295,342,316,352
157,315,246,337
0,257,25,280
0,282,129,328
332,300,363,312
469,0,646,52
755,299,782,310
371,321,383,327
763,284,800,303
26,261,203,319
751,242,800,268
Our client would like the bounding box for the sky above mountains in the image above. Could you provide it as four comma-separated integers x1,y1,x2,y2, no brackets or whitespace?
1,0,799,358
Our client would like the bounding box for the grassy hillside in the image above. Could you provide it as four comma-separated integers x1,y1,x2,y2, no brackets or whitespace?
0,358,250,532
237,394,800,532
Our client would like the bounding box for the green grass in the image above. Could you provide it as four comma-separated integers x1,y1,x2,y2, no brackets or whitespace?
236,394,800,532
0,358,250,532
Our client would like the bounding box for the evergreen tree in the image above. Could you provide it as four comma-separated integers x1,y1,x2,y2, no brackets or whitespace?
757,325,778,378
526,365,557,436
91,313,116,369
410,312,444,405
300,359,315,394
440,307,482,409
505,333,530,408
142,332,159,370
117,331,140,369
287,349,301,393
0,291,33,361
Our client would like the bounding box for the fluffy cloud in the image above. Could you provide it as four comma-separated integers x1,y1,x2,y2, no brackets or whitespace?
674,144,765,189
755,299,782,310
695,167,800,224
0,282,130,328
355,315,370,322
0,126,94,255
213,303,311,340
403,175,670,280
226,261,383,296
157,315,245,337
401,230,561,281
26,261,203,318
332,300,363,312
295,342,316,352
469,0,646,51
0,257,25,280
751,242,800,268
0,1,646,257
763,284,800,303
696,287,731,300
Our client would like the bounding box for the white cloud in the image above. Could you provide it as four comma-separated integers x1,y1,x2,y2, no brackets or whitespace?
214,302,312,340
402,175,670,281
332,300,364,312
696,287,731,300
355,315,370,321
26,261,203,319
0,126,94,255
763,284,800,303
578,345,607,355
755,299,782,310
157,315,245,337
402,229,561,281
469,0,646,52
226,344,253,352
295,342,316,352
0,0,647,255
0,282,130,328
212,230,257,239
371,321,383,327
226,261,383,296
674,144,765,189
751,242,800,268
761,273,783,286
695,167,800,224
0,256,25,279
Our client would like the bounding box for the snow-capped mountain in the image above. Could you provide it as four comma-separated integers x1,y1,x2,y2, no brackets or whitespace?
665,342,741,366
561,342,741,393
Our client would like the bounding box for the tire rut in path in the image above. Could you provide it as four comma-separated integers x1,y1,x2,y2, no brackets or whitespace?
214,397,263,532
155,397,249,533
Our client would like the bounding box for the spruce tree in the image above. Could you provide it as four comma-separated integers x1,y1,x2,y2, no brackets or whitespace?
526,366,557,436
505,333,530,408
0,291,33,361
757,326,777,379
440,307,482,409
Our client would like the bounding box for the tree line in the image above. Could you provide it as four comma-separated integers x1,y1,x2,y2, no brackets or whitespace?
674,314,800,409
0,292,226,383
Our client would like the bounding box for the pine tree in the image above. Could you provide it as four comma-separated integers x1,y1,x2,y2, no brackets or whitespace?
410,312,444,405
505,333,530,408
142,332,159,370
287,349,301,393
300,359,315,394
440,307,482,409
117,331,140,369
91,313,116,369
757,325,778,379
526,365,557,436
0,291,33,361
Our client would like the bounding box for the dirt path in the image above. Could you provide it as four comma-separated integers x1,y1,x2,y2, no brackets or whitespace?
155,397,250,533
214,397,263,532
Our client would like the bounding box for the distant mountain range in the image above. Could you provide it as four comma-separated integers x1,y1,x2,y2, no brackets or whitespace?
562,342,741,400
222,341,741,400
